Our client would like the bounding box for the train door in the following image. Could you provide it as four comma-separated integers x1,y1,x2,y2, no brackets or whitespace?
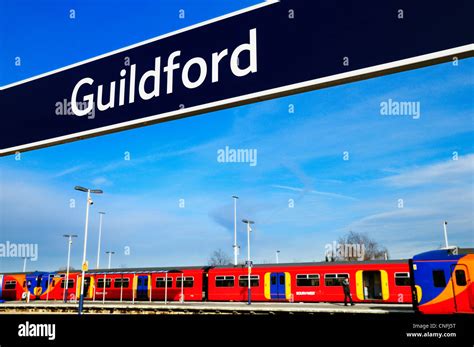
450,264,472,313
202,271,209,301
356,270,390,301
137,275,148,300
25,274,41,298
34,274,44,297
362,271,383,300
270,272,286,300
42,274,54,298
83,277,92,299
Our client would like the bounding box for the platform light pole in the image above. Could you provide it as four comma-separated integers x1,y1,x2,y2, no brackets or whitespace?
276,250,280,264
103,251,114,303
443,221,449,249
75,185,103,315
22,257,28,272
96,212,106,269
242,219,254,305
232,196,239,266
106,251,114,270
63,234,77,302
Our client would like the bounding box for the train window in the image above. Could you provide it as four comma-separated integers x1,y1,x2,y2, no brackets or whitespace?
239,275,260,287
5,281,17,289
324,273,348,286
176,277,194,288
394,272,410,286
432,270,446,288
114,278,130,288
455,270,467,286
215,276,235,287
296,274,320,287
60,280,74,289
155,277,173,288
97,278,112,288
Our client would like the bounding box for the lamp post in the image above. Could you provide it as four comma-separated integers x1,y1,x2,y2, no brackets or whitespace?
242,219,254,305
443,221,449,248
103,251,114,303
75,185,103,315
232,196,239,266
276,250,280,264
96,212,106,269
106,251,114,270
22,257,28,272
63,234,77,302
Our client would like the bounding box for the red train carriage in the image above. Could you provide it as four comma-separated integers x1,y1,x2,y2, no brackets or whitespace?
1,261,411,305
207,260,412,304
77,267,205,302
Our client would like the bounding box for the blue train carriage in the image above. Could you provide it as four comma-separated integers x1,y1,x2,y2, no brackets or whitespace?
410,247,474,314
25,271,57,300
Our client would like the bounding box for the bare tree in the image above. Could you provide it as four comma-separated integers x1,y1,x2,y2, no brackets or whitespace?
208,249,232,266
336,230,389,261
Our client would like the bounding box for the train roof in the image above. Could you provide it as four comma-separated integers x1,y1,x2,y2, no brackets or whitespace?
413,246,474,261
98,259,407,273
67,259,408,273
0,270,52,275
214,259,407,268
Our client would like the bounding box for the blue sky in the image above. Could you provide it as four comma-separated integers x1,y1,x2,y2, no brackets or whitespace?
0,1,473,272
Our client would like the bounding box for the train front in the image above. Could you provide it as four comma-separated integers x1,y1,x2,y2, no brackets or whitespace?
410,247,473,314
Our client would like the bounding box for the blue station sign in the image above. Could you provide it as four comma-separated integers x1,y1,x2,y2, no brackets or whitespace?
0,0,473,155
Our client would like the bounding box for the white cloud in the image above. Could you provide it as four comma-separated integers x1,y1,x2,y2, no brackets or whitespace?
382,154,474,188
53,164,88,178
92,176,112,186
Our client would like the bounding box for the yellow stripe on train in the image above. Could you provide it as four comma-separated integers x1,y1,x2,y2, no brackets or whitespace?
285,272,291,300
264,273,271,300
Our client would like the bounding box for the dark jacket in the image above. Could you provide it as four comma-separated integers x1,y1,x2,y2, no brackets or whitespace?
342,278,350,294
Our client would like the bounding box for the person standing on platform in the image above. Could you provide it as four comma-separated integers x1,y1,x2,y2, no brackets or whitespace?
342,277,354,306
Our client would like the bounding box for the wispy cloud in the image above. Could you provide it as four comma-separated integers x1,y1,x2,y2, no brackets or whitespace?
53,164,88,177
382,154,474,188
91,142,214,175
272,184,358,201
92,176,113,186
